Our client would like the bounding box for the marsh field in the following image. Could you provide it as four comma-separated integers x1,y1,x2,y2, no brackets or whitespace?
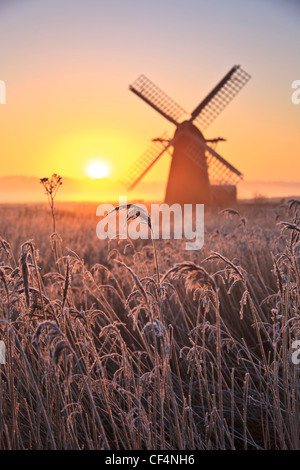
0,199,299,450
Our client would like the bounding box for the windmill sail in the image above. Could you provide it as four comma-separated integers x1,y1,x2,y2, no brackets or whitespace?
191,66,251,130
129,75,187,126
121,133,173,190
206,148,242,185
125,66,249,203
182,133,243,186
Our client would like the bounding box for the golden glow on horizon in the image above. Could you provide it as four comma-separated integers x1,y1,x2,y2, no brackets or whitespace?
40,128,144,181
87,160,110,179
0,0,299,205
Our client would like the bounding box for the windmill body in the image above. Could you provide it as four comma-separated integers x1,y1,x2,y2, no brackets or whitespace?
165,122,210,204
121,66,251,206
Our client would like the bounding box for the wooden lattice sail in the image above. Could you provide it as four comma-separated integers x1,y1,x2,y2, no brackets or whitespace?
121,65,251,205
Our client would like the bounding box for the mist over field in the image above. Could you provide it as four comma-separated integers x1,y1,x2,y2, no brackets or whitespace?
1,175,300,203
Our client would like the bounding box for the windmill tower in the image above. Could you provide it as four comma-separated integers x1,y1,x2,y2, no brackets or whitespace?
121,65,251,205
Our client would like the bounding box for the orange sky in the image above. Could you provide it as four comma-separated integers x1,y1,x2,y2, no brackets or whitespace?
0,0,299,201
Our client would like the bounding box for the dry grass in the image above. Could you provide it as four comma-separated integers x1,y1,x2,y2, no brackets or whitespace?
0,200,299,450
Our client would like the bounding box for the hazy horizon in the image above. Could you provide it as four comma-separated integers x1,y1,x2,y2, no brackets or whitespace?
0,174,300,203
0,0,299,196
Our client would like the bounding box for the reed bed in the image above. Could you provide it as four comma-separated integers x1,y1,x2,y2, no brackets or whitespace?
0,200,299,450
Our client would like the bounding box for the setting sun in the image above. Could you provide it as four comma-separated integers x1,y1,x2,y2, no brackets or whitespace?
87,161,110,179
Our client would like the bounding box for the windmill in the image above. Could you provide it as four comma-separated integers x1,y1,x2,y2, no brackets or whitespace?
121,65,251,205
